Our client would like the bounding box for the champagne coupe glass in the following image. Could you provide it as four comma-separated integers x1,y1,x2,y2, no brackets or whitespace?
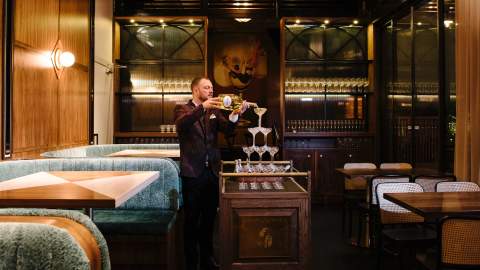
242,146,255,172
247,127,260,147
254,107,267,127
253,145,267,172
268,146,279,171
258,127,271,146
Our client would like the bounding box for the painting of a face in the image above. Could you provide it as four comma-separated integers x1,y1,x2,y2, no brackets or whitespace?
214,36,267,90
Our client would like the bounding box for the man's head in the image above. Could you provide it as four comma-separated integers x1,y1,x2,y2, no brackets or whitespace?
191,77,213,102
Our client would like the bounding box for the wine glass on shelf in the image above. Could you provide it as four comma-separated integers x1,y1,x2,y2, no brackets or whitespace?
247,127,260,146
258,127,271,146
254,107,267,127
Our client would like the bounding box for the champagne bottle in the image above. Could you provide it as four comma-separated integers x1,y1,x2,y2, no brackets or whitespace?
218,94,257,111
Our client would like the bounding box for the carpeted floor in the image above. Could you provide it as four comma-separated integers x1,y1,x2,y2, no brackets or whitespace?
311,205,376,270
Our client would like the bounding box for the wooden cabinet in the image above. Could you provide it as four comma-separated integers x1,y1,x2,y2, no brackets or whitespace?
219,162,311,270
284,137,373,204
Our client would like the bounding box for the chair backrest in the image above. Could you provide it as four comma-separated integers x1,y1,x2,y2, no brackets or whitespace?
376,182,424,224
344,163,377,170
414,175,456,192
379,162,412,170
436,181,480,192
370,175,410,205
439,216,480,268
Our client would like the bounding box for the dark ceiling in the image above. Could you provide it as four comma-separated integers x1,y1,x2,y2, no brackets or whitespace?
114,0,416,22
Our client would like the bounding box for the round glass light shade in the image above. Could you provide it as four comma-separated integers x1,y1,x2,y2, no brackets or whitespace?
59,51,75,67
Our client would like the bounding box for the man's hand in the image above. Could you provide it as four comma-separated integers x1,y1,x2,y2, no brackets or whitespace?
231,100,249,116
202,97,222,109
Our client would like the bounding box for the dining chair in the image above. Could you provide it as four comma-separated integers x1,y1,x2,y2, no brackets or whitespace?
342,163,376,243
375,182,436,270
435,181,480,192
357,175,411,248
379,163,413,170
414,175,456,192
437,216,480,269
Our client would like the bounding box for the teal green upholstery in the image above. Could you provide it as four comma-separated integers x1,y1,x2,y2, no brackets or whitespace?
93,209,176,235
0,158,181,234
0,158,181,210
41,144,179,158
0,208,110,270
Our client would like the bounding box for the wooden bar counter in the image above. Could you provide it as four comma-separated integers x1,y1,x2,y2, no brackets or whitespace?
219,161,311,270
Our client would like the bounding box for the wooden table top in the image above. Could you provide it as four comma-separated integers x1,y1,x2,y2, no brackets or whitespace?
336,168,439,179
384,192,480,219
106,149,180,159
0,171,159,208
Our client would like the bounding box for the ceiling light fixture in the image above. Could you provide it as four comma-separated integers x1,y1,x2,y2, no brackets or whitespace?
159,19,164,23
235,18,252,23
295,19,301,24
324,19,330,25
353,20,359,25
129,19,135,23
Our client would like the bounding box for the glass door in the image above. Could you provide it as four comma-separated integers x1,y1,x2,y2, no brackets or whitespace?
383,11,414,163
413,0,440,168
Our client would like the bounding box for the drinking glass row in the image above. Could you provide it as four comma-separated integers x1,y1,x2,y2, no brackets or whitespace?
285,77,369,93
287,119,366,132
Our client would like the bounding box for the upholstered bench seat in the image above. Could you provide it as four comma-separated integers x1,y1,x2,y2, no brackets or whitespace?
0,208,110,270
41,144,179,158
93,209,177,235
0,158,181,270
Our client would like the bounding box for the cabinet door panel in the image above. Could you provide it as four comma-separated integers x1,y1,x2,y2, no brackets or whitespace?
317,149,340,203
284,149,315,193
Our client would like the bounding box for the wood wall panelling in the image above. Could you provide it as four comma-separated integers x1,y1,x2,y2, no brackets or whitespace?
1,0,4,157
11,0,91,159
14,0,59,51
59,0,90,67
58,67,89,146
12,46,58,157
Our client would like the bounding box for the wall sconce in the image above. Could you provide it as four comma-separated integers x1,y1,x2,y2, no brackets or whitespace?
51,40,76,78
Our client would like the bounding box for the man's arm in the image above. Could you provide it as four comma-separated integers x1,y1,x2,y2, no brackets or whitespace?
174,104,205,133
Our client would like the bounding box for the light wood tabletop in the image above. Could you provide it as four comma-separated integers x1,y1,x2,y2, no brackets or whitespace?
384,192,480,219
106,149,180,159
0,171,159,209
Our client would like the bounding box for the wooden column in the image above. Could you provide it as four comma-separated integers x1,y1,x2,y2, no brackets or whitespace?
455,0,480,183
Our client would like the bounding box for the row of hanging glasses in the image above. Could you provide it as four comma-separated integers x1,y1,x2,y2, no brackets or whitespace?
286,119,366,132
285,77,369,93
386,82,446,95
